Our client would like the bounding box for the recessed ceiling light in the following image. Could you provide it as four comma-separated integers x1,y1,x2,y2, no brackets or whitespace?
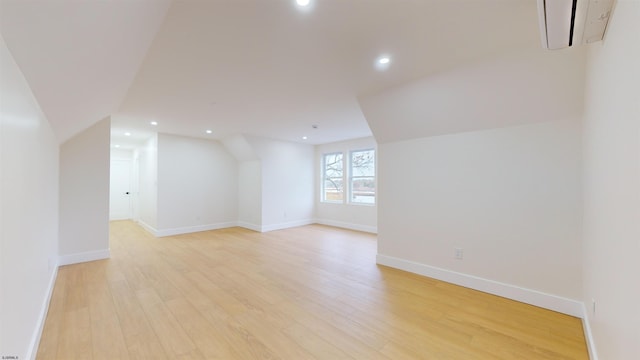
302,136,308,140
296,0,310,6
150,121,158,126
206,130,213,134
114,144,120,148
124,132,131,136
375,55,392,70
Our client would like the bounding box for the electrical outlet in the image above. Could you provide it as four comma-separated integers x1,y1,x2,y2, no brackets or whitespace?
454,248,464,260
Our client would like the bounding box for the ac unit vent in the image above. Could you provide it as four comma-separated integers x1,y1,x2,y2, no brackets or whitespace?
537,0,614,50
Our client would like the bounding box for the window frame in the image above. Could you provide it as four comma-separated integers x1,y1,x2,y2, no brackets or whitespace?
348,148,376,205
321,152,345,203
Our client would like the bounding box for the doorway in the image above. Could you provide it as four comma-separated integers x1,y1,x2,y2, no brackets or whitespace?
110,158,132,220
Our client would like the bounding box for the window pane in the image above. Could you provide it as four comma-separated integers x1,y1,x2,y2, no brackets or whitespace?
351,150,375,177
350,149,375,204
324,153,343,178
324,178,343,191
324,179,344,201
323,153,344,202
351,177,375,204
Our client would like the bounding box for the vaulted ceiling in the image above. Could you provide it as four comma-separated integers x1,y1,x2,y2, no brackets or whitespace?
0,0,585,146
0,0,170,143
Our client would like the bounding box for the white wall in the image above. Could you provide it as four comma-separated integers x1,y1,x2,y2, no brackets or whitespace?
131,149,140,222
237,160,262,230
156,133,238,236
221,134,262,231
111,148,133,160
135,133,314,235
59,117,110,265
0,35,59,360
137,134,158,230
315,136,377,233
377,120,583,303
581,3,640,359
247,136,315,232
359,47,586,143
221,134,260,162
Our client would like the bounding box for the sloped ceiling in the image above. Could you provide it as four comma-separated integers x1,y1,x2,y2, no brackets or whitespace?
360,47,587,144
0,0,585,146
0,0,171,143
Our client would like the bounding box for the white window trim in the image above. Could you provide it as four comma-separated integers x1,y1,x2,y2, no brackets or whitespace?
348,148,376,206
321,152,345,204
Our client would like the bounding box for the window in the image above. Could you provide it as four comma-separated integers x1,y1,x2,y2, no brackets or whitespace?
349,149,375,204
322,152,344,202
321,149,376,205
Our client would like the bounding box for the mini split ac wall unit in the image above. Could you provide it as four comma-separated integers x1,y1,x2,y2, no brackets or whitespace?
537,0,615,50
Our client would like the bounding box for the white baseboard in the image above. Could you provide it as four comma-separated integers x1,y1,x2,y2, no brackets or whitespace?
376,254,584,318
237,221,261,232
151,219,319,235
314,218,377,234
58,249,110,266
109,216,131,221
261,219,315,232
137,220,158,236
27,265,58,360
140,219,373,235
155,222,238,237
581,304,599,360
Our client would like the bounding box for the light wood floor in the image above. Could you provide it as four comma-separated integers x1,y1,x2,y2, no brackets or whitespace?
37,221,588,359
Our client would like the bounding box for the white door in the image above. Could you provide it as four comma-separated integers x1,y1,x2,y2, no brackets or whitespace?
110,159,132,220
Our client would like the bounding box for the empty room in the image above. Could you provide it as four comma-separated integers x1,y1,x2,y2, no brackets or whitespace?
1,0,638,359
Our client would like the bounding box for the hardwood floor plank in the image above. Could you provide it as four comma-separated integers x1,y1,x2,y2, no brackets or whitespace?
297,294,389,351
62,266,88,312
135,288,197,357
108,279,166,357
36,221,589,359
164,297,240,359
282,322,353,360
86,281,130,360
275,300,391,360
183,271,250,316
125,342,169,360
55,307,92,360
35,272,66,359
221,317,283,359
233,311,316,360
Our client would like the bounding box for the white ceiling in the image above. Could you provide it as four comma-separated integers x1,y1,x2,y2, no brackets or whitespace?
0,0,171,144
1,0,577,147
361,46,586,143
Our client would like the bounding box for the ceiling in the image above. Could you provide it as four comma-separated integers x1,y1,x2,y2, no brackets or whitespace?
0,0,171,144
1,0,559,147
